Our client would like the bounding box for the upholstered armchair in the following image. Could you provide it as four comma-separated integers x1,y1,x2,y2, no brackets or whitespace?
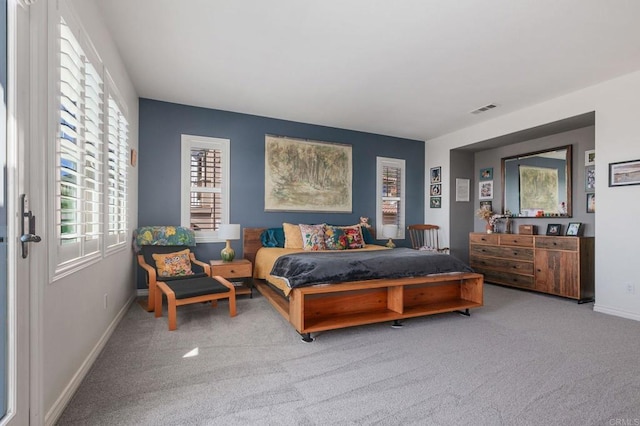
133,226,237,330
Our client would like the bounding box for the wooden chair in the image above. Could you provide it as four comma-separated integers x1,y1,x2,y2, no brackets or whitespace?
134,226,237,330
406,224,449,253
137,245,237,330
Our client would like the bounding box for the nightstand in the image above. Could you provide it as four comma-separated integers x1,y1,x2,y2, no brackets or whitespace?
209,259,254,298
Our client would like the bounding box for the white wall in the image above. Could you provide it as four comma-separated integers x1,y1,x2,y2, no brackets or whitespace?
38,0,139,424
425,70,640,322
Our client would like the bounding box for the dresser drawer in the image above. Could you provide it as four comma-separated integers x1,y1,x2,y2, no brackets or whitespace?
470,244,534,261
470,256,534,275
498,235,534,247
535,237,578,251
480,269,535,289
469,233,499,245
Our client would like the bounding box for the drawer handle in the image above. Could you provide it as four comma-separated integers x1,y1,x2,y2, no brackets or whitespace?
230,269,236,273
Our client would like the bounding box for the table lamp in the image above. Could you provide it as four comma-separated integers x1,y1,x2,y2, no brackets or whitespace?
218,224,240,262
382,224,398,248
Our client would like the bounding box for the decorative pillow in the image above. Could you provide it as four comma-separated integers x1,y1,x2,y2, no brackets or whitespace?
152,249,194,277
339,225,365,249
260,227,285,247
283,223,303,249
324,225,348,250
360,225,375,245
299,224,326,251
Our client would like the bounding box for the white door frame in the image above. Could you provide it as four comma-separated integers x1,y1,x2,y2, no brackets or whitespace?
2,0,45,425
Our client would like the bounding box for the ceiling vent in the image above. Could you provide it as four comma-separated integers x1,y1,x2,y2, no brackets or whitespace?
471,104,497,115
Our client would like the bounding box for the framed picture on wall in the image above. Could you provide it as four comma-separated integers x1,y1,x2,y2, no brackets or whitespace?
478,180,493,200
479,200,492,210
480,167,493,180
430,166,442,184
585,165,595,191
430,197,441,208
585,150,595,166
586,193,595,213
609,159,640,187
430,184,441,196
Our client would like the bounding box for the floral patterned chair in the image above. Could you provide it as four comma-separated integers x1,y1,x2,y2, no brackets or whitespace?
133,226,237,330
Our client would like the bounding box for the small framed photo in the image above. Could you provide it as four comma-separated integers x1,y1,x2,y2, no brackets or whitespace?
585,150,595,166
479,167,493,180
586,193,595,213
566,222,583,236
585,165,595,191
430,166,442,184
478,180,493,200
609,159,640,187
479,200,492,210
430,197,441,208
430,184,441,196
546,224,562,236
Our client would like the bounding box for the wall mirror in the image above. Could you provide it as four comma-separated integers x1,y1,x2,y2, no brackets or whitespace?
502,145,572,217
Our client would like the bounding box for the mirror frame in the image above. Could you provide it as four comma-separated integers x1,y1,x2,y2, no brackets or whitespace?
501,144,572,218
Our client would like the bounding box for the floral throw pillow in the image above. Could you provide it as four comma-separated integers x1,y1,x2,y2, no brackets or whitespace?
339,224,365,249
152,249,194,277
324,225,348,250
299,224,326,251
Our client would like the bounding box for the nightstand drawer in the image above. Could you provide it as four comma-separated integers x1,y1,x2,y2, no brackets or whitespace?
210,260,252,278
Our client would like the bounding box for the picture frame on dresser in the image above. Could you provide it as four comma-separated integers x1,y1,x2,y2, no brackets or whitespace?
566,222,583,236
546,224,562,236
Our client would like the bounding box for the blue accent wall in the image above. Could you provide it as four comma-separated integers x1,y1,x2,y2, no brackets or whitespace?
138,98,424,266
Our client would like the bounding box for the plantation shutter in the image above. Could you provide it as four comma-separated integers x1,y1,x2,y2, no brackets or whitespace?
382,164,402,227
189,148,223,231
106,96,129,246
57,18,103,263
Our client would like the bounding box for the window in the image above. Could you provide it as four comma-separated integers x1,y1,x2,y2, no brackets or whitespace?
376,157,405,239
181,135,230,243
54,8,130,275
57,17,104,267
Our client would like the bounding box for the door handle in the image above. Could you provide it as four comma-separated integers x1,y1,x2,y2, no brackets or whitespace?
21,194,42,259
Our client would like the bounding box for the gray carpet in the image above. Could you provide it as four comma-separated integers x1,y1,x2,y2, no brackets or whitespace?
57,284,640,425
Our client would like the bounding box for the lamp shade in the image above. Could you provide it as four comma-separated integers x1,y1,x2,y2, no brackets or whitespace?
218,224,240,240
382,224,398,238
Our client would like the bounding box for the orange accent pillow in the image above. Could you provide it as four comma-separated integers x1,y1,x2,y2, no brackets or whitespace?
152,249,194,277
283,222,303,249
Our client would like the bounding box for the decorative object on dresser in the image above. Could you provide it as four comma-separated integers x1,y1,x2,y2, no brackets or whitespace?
218,224,241,262
469,232,594,303
210,259,254,298
566,222,584,236
545,224,562,236
518,224,536,235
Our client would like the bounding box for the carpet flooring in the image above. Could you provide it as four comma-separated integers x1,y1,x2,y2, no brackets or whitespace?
57,284,640,425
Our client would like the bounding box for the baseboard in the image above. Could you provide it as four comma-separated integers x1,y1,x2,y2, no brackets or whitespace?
594,303,640,322
44,293,137,426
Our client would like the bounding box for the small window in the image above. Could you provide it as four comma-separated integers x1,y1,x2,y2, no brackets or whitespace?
181,135,230,242
376,157,405,239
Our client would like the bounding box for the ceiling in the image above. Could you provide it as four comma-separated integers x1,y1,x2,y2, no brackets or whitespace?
96,0,640,141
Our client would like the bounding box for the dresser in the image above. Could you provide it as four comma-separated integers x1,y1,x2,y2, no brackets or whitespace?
469,233,594,303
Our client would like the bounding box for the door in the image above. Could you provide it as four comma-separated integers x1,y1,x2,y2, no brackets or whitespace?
1,0,36,424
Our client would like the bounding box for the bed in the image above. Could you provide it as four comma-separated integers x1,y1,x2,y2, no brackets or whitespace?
244,227,483,341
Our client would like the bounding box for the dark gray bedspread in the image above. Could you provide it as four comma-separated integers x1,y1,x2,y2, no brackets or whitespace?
270,248,474,289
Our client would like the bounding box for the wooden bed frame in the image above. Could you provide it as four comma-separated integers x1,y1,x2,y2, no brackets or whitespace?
243,227,484,341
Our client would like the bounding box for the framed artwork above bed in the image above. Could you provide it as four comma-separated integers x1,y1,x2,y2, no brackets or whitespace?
264,135,353,212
